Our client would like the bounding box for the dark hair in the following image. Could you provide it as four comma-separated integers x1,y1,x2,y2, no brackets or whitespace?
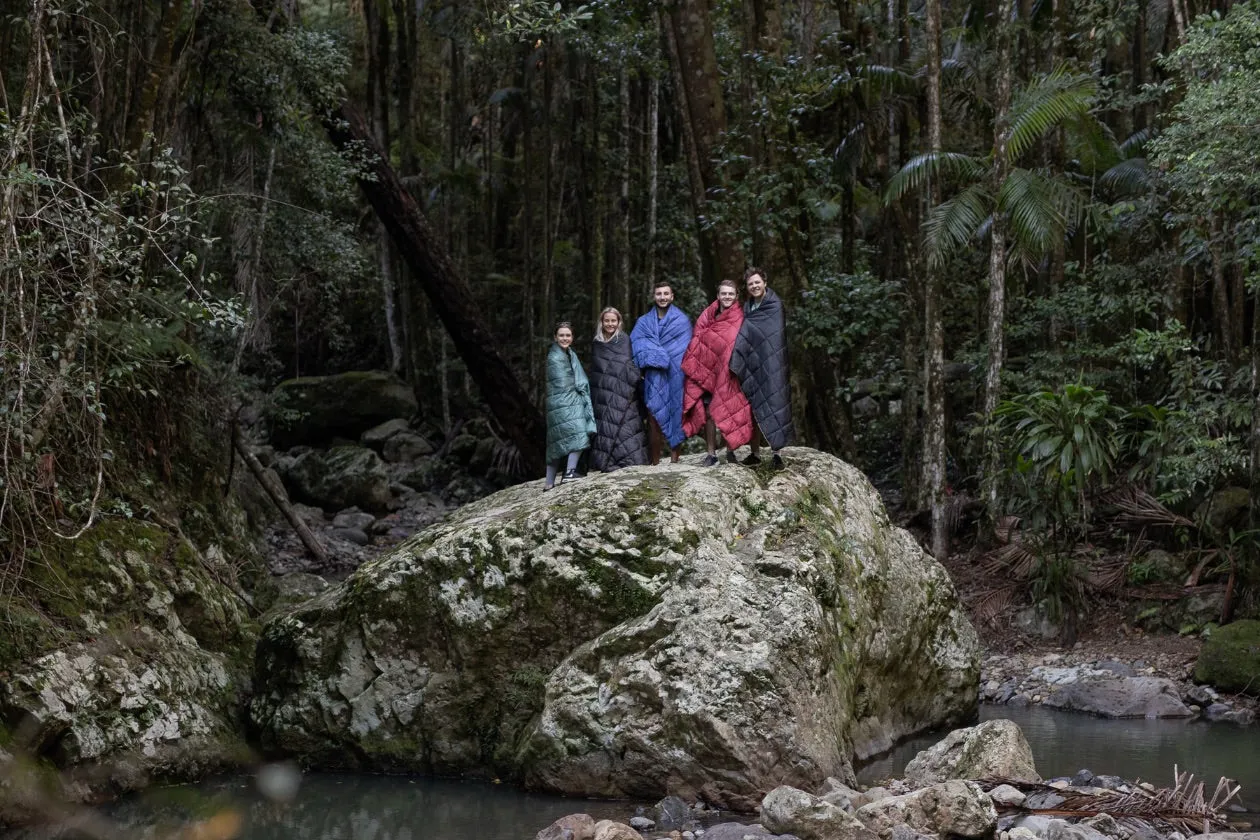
652,280,674,293
554,321,573,334
743,266,766,283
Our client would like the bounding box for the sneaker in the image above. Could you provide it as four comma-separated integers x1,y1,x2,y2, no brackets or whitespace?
725,451,738,463
702,454,719,467
772,453,784,469
742,453,762,466
563,469,583,481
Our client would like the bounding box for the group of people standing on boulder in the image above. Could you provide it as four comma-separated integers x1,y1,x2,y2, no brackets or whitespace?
543,267,794,491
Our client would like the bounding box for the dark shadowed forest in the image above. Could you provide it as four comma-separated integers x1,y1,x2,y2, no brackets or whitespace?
3,0,1260,638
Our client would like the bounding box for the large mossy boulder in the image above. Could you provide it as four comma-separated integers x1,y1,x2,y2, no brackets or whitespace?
1195,619,1260,695
249,448,981,809
0,519,257,803
278,445,393,513
267,371,418,448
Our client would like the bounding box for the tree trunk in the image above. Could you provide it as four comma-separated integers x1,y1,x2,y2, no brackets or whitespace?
1210,214,1235,360
981,0,1017,533
645,72,661,307
924,0,948,560
327,103,547,472
615,68,632,317
663,0,745,293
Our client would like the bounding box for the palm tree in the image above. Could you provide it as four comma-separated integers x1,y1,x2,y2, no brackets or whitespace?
884,67,1098,532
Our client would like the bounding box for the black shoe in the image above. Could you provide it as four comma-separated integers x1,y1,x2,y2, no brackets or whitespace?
726,451,738,463
563,469,583,481
742,453,762,465
543,482,554,492
772,453,784,469
702,454,719,467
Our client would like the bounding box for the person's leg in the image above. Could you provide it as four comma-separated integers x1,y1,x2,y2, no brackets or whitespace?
648,416,663,465
771,449,784,469
702,415,719,466
670,444,681,463
744,427,763,464
564,451,583,480
544,463,559,490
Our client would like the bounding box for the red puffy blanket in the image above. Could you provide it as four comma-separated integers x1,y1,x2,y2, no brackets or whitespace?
682,300,754,448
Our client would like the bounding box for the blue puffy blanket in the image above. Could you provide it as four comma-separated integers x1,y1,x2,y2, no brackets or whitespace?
631,305,692,448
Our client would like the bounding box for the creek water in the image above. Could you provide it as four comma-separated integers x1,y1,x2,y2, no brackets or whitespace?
11,705,1260,840
859,705,1260,814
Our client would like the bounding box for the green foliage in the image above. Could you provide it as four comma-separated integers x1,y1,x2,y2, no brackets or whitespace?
1150,1,1260,210
995,384,1122,536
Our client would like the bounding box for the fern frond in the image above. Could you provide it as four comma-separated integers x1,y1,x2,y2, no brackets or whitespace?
884,152,988,203
1008,69,1097,161
834,122,868,181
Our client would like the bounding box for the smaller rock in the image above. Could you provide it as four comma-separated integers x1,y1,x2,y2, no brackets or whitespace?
1047,819,1111,840
655,796,691,829
1070,769,1096,787
1095,661,1135,678
903,719,1040,785
1091,775,1129,792
361,418,411,448
1024,792,1065,810
1012,816,1055,836
332,508,376,530
1009,829,1040,840
593,820,644,840
537,814,596,840
1083,814,1128,839
1184,684,1218,706
629,816,655,830
1047,781,1070,791
383,431,435,463
989,785,1026,807
691,825,775,840
762,785,873,840
331,527,370,546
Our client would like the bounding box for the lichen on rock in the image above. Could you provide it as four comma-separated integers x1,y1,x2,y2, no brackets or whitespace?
249,448,981,809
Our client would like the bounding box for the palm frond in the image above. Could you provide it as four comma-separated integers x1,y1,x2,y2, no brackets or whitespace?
1065,112,1121,175
998,168,1084,259
1008,69,1097,161
857,64,919,98
884,152,988,203
973,582,1022,624
924,182,992,266
834,122,868,181
1120,126,1156,158
1098,157,1153,197
981,538,1041,580
1102,486,1194,529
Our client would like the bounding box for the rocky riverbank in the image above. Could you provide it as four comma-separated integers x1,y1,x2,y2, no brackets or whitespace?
537,719,1254,840
979,649,1257,725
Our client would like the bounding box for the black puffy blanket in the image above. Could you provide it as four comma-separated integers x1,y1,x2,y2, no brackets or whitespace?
589,334,648,471
730,288,796,450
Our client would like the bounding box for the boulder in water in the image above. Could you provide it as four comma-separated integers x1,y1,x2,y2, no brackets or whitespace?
903,719,1040,785
249,448,980,809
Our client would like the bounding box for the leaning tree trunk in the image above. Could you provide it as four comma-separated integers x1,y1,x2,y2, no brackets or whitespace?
923,0,948,560
326,103,547,473
981,0,1017,535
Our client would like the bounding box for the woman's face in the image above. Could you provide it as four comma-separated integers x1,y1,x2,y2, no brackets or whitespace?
601,311,620,337
718,285,738,309
556,326,573,348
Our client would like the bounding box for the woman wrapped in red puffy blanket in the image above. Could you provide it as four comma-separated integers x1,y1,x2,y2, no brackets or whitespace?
681,279,754,466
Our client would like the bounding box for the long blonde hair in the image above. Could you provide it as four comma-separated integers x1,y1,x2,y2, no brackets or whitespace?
594,307,625,342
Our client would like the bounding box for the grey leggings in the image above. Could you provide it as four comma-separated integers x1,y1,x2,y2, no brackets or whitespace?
545,452,581,487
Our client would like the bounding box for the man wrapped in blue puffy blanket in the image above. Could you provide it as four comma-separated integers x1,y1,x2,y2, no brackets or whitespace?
631,281,692,464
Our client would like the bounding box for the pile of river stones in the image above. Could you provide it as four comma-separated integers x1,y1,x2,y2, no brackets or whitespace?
534,719,1255,840
980,653,1256,725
